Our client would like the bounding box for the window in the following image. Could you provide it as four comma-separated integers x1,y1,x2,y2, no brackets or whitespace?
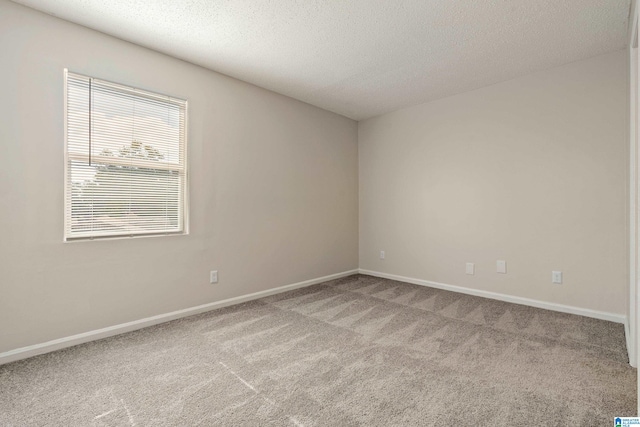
64,70,187,240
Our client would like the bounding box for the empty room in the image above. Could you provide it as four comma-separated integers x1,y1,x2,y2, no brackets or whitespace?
1,0,639,425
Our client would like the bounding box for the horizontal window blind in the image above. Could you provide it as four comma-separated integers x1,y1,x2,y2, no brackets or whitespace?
65,70,187,240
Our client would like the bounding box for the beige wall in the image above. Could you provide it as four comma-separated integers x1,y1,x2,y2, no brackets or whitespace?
0,1,358,353
0,0,629,355
359,51,628,315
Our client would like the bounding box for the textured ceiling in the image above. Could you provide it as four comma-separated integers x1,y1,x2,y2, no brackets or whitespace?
13,0,631,120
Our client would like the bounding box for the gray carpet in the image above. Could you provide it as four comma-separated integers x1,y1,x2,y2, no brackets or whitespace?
0,274,636,426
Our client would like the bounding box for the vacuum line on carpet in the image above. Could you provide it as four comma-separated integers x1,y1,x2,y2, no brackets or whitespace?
94,409,117,420
219,361,305,426
121,398,136,426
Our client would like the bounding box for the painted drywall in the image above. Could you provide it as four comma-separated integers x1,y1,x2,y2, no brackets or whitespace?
0,0,358,353
359,50,628,315
627,0,638,368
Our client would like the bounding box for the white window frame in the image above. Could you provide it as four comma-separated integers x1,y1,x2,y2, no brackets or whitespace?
63,69,189,241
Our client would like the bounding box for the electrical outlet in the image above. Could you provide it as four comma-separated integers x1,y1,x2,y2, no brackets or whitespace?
380,251,385,260
210,270,218,284
552,271,562,284
497,260,506,274
465,263,475,275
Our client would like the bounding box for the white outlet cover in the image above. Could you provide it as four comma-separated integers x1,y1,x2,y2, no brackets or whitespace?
465,263,474,275
380,251,385,260
552,271,562,284
497,260,506,274
210,270,218,284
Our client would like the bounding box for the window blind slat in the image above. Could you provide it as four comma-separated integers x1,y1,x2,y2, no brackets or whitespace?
65,70,187,240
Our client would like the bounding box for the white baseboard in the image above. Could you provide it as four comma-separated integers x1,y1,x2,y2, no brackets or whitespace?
359,269,627,324
2,268,630,366
0,269,358,366
625,320,637,368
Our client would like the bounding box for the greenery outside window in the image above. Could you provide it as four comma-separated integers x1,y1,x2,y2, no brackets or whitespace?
64,70,187,240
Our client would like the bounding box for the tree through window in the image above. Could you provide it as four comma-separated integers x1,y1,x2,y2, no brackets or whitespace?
65,71,187,240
